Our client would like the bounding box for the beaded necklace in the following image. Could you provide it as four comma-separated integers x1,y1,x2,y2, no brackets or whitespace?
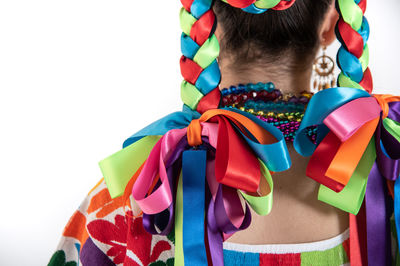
220,82,317,143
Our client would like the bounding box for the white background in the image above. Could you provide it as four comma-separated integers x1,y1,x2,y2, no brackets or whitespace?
0,1,399,265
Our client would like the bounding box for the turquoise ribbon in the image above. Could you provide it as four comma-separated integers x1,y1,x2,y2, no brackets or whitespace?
230,107,291,172
123,106,199,148
395,178,400,251
182,149,208,265
294,87,371,157
102,104,292,200
123,106,290,173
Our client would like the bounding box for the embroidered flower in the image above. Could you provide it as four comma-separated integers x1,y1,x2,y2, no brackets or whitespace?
88,214,172,265
48,250,77,266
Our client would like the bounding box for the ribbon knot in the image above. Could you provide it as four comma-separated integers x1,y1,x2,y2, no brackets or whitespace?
374,94,400,119
131,108,292,265
99,86,399,265
292,87,400,265
294,88,399,213
98,87,398,266
187,118,203,146
99,106,291,265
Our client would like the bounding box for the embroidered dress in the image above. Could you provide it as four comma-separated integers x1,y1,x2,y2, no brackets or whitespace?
49,180,351,266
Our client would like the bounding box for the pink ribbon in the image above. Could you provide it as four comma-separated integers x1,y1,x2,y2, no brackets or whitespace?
323,97,381,141
132,124,218,214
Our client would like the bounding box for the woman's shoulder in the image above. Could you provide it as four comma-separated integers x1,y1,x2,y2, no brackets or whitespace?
48,179,175,266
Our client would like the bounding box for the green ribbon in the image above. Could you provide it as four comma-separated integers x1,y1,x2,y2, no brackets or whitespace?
240,160,274,216
180,8,197,36
99,135,161,198
193,35,220,69
318,138,376,214
181,81,204,110
338,0,364,31
175,173,184,266
383,118,400,142
337,73,365,91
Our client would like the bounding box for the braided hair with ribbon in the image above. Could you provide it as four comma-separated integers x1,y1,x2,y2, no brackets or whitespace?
99,0,400,265
295,0,400,264
335,0,373,93
179,0,296,114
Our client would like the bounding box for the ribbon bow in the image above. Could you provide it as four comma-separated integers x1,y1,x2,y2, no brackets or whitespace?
99,86,399,265
100,107,291,265
294,87,400,265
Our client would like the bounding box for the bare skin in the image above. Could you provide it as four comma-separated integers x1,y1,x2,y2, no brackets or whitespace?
217,3,349,245
227,144,349,244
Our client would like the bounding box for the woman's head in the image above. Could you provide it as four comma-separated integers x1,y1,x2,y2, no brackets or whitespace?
214,0,336,71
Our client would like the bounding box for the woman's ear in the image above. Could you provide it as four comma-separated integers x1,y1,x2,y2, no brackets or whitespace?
320,2,339,46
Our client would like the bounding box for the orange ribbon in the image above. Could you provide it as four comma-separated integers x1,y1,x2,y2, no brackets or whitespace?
308,94,398,191
374,94,400,119
187,109,278,192
187,109,277,146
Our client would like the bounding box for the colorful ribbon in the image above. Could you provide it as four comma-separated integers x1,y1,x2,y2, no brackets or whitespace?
99,88,399,265
294,87,400,265
336,0,373,93
179,0,297,114
100,107,290,265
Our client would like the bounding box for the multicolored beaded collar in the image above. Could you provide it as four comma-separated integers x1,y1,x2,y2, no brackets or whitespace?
220,82,317,143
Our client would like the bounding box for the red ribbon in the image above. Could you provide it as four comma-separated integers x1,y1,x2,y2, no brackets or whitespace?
187,108,278,192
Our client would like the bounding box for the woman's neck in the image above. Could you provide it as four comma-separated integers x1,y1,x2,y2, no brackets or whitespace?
218,60,313,94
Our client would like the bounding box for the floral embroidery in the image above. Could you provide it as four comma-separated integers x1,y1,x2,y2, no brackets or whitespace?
48,250,77,266
87,214,129,264
87,188,125,218
87,212,172,265
126,216,172,265
51,181,353,265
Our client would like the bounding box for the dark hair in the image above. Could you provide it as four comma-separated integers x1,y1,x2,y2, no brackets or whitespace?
214,0,332,69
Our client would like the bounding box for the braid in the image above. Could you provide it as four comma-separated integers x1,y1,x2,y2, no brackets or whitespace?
179,0,295,114
179,0,220,113
335,0,373,93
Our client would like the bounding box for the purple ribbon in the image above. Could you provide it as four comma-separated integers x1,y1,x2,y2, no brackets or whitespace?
365,162,392,265
364,101,400,265
206,187,224,266
143,136,213,235
375,119,400,181
375,102,400,180
140,102,400,265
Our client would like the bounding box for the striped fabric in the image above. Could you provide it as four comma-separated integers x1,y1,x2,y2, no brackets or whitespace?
223,230,350,266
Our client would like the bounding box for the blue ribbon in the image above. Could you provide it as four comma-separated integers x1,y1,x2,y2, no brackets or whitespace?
242,4,267,14
181,33,200,59
190,0,213,19
227,107,291,172
195,60,221,95
337,47,364,83
294,87,371,156
123,106,199,148
336,15,370,85
182,149,208,265
123,106,291,173
395,178,400,254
